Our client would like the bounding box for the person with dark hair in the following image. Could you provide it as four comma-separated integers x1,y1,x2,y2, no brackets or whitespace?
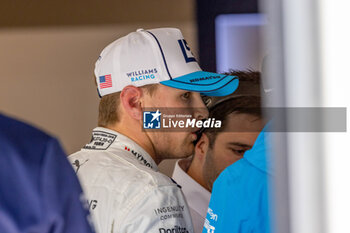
0,113,94,233
172,70,265,233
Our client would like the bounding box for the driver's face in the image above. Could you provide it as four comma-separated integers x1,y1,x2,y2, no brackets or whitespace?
202,113,264,191
143,84,209,160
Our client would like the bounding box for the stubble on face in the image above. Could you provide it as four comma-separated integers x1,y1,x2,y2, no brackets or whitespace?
152,132,195,161
201,114,264,191
143,85,204,161
202,148,221,192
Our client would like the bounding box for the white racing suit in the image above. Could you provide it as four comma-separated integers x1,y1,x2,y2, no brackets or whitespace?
69,127,194,233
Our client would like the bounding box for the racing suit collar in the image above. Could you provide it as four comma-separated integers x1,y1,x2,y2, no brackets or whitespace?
91,127,159,172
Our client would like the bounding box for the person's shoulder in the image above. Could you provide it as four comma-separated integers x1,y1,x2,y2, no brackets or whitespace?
0,113,52,142
69,147,178,189
211,158,268,209
113,150,179,189
0,114,59,163
218,158,267,186
138,165,180,188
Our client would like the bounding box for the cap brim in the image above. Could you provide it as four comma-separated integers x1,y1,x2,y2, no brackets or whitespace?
160,71,239,96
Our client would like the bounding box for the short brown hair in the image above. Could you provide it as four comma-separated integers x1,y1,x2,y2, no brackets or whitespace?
97,84,158,127
204,96,262,147
203,70,262,147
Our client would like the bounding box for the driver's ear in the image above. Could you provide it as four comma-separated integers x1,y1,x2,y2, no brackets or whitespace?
120,85,143,120
194,133,210,162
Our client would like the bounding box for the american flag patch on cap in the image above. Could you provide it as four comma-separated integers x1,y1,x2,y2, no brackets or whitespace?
99,74,112,89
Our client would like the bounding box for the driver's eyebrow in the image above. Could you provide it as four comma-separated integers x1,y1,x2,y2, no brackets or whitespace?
227,142,252,149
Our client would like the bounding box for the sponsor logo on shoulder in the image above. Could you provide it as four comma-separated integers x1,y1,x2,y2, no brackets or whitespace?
124,146,153,169
83,131,117,150
72,159,89,173
159,226,189,233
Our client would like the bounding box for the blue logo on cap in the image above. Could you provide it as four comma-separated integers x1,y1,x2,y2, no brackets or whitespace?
178,39,196,63
143,110,161,129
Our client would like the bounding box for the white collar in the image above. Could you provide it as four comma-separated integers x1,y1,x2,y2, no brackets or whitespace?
83,127,158,171
172,159,211,218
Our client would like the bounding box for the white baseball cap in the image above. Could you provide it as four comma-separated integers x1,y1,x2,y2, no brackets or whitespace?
94,28,239,97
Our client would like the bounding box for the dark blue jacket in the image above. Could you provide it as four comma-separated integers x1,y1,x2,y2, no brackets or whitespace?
0,114,94,233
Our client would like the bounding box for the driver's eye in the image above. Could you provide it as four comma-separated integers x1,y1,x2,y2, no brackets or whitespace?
182,92,191,99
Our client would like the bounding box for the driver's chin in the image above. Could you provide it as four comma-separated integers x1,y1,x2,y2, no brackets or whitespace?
181,142,195,158
168,143,193,159
156,135,195,159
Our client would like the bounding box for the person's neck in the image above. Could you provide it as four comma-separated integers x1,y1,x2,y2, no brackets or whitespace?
106,123,161,165
187,159,209,191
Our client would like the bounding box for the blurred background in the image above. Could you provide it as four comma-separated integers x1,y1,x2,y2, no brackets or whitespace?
1,0,349,232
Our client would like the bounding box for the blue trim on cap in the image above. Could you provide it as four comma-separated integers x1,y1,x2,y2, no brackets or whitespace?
160,71,239,97
169,75,231,86
162,77,237,92
199,77,237,92
145,31,173,80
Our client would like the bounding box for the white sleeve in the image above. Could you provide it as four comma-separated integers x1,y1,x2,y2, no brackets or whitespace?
119,185,194,233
